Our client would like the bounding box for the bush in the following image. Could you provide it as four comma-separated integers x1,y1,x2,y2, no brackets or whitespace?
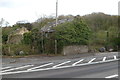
54,17,92,53
22,32,33,45
2,34,8,43
2,44,35,56
88,26,119,51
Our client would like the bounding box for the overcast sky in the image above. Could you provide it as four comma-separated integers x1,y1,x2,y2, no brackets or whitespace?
0,0,119,26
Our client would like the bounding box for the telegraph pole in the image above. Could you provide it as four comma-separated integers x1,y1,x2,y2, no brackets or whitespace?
56,0,58,26
55,0,58,54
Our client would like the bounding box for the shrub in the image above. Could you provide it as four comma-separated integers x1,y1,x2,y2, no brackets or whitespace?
54,17,92,53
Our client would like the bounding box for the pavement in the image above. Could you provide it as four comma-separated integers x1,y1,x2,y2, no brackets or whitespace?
1,52,119,78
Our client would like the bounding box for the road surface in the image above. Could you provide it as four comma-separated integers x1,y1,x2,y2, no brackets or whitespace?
1,52,119,78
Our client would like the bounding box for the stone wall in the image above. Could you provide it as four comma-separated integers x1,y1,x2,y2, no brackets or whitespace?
62,45,88,55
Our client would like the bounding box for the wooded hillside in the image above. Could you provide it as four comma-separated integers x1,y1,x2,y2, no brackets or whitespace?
2,12,120,56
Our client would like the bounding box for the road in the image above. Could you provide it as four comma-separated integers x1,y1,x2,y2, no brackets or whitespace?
1,52,119,78
2,60,119,78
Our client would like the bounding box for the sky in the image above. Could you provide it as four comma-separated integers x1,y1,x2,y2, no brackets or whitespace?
0,0,119,26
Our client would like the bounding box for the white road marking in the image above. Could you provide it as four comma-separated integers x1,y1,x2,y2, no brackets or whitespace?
114,55,117,60
102,57,106,61
1,59,118,75
110,52,118,54
72,59,84,66
105,74,118,78
88,58,96,63
53,61,71,68
2,65,34,73
1,66,12,70
27,63,53,71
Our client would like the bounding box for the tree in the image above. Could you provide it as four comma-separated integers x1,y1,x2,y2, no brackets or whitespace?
54,17,91,53
83,12,118,31
55,17,91,45
33,16,55,29
23,23,32,31
23,32,33,45
14,22,32,31
22,28,42,53
83,13,119,51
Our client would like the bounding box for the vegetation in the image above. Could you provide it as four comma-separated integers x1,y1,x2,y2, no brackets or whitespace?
2,44,34,56
54,16,91,53
83,13,119,51
2,12,120,56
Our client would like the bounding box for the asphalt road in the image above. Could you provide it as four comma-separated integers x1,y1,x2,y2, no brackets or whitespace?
2,60,119,78
1,52,119,78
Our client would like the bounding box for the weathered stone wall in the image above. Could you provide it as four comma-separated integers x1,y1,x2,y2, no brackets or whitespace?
62,45,88,55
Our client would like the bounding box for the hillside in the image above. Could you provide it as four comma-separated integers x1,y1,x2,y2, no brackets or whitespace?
2,12,120,56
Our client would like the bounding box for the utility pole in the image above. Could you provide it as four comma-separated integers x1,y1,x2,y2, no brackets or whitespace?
56,0,58,26
55,0,58,54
